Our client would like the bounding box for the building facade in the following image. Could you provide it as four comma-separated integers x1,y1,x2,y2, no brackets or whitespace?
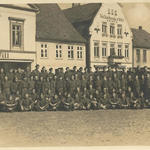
132,27,150,68
35,4,86,70
0,4,38,71
64,3,133,70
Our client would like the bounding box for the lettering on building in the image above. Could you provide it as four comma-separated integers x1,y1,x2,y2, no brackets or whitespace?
0,52,9,59
100,14,124,23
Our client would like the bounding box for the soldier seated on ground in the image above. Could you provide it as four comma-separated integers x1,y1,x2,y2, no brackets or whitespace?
62,93,74,111
109,92,120,109
90,94,98,110
137,92,144,108
5,94,18,112
81,94,91,110
73,93,81,110
120,91,129,109
20,93,34,111
129,92,141,109
49,94,60,111
0,89,6,111
35,93,49,111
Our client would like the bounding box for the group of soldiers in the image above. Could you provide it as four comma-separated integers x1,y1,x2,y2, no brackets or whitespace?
0,64,150,112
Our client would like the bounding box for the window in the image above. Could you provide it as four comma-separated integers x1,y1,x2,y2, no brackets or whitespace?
68,46,74,59
143,49,147,63
102,22,107,36
117,24,122,37
117,44,122,56
9,18,24,50
110,24,115,37
125,45,129,58
102,43,107,57
110,43,115,56
41,44,48,58
94,42,99,58
77,46,83,59
136,49,140,63
56,45,62,58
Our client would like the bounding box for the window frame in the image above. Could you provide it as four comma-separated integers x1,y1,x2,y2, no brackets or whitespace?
102,22,107,36
94,41,100,58
40,44,48,59
102,43,107,57
136,49,140,63
117,44,122,56
117,24,123,38
77,46,83,59
56,44,62,59
9,18,24,51
68,45,74,59
125,44,129,58
143,49,147,63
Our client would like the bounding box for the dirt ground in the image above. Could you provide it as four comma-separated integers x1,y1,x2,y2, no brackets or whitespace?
0,109,150,146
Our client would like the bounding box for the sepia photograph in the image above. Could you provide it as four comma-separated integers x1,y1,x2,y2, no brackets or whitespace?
0,0,150,148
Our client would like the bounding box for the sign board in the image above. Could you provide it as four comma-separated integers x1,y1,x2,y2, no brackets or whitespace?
0,52,9,59
100,14,124,22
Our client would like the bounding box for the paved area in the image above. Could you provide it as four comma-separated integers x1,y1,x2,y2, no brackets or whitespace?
0,109,150,146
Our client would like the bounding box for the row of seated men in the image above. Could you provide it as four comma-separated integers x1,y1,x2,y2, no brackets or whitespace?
0,84,149,112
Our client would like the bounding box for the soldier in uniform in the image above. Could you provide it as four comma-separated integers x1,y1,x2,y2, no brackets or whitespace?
28,76,35,94
2,75,11,99
133,75,140,98
35,93,49,111
48,68,54,80
0,68,5,81
62,93,74,111
119,91,129,109
49,94,60,111
0,89,6,111
10,77,19,96
56,76,64,94
73,93,81,110
20,76,29,97
89,94,98,110
109,91,120,109
20,93,35,111
32,64,40,78
81,94,91,110
5,94,18,112
94,75,102,92
7,69,14,82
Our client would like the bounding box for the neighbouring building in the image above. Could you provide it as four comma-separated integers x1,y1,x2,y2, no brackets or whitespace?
0,4,38,71
132,26,150,68
35,4,86,70
63,3,133,70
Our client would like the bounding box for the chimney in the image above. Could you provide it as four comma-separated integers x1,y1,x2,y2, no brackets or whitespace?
139,26,142,30
72,3,80,8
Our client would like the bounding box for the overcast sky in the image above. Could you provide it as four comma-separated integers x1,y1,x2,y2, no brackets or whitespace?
59,3,150,32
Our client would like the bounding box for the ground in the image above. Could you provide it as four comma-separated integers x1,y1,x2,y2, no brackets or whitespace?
0,109,150,146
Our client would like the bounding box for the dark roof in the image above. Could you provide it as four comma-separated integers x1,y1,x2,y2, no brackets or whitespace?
0,4,39,12
63,3,102,39
131,28,150,49
35,4,86,43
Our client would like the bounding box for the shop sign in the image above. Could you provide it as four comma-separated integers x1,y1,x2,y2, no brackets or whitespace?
0,52,9,59
100,14,124,22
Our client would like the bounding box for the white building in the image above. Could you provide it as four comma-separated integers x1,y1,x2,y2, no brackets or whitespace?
63,3,133,70
35,4,86,70
132,26,150,68
0,4,38,71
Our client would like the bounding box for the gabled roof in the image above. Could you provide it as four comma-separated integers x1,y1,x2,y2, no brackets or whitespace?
35,4,86,44
0,4,39,12
131,28,150,49
63,3,102,39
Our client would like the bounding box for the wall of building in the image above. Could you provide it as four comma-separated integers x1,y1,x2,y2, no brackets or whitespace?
36,41,86,70
0,6,36,69
89,3,133,69
133,48,150,67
